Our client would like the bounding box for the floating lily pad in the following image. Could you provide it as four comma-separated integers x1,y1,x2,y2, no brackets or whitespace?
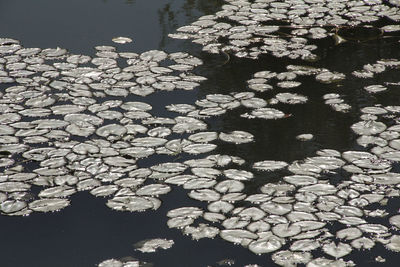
351,121,386,135
253,160,288,171
290,239,320,252
247,108,285,120
219,131,254,144
1,200,27,214
112,37,132,44
386,235,400,252
188,132,218,143
283,175,317,186
106,196,157,212
296,134,313,141
272,250,312,267
29,198,70,212
182,143,217,154
134,238,174,253
248,235,283,254
351,237,375,250
220,229,258,246
183,224,219,240
276,93,308,104
322,242,352,258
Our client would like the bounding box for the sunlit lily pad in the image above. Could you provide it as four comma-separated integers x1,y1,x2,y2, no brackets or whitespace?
112,37,132,44
322,242,352,258
247,108,285,120
188,132,218,143
290,239,320,252
182,143,217,154
315,71,345,83
188,189,220,202
90,185,119,197
219,131,254,144
276,93,307,104
386,235,400,252
351,237,375,250
283,175,317,186
220,229,258,246
261,202,292,215
134,238,174,253
167,207,203,219
351,121,386,135
272,250,312,267
253,160,288,171
29,198,70,212
223,169,253,181
183,224,219,240
298,184,336,195
106,196,157,212
248,235,284,254
131,137,167,147
215,180,244,193
1,200,27,214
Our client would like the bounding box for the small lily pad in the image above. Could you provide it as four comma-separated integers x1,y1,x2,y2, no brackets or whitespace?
134,238,174,253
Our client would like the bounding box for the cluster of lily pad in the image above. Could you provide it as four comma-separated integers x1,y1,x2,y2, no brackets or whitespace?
0,37,205,97
99,66,400,266
1,36,400,267
156,107,400,266
169,0,400,59
2,34,400,266
0,37,220,215
1,2,400,267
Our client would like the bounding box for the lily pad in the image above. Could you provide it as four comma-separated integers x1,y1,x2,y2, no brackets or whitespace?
134,238,174,253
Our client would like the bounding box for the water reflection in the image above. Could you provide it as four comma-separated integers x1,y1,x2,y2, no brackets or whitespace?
157,0,223,51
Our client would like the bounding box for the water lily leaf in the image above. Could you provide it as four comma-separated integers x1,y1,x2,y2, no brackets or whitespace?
322,242,352,258
351,237,375,250
386,235,400,252
106,196,156,212
136,184,171,196
184,178,216,190
248,235,283,254
188,189,220,202
134,238,174,253
182,143,217,154
253,160,288,171
183,224,219,240
290,239,320,252
112,37,132,44
220,229,258,246
223,169,253,181
272,250,312,267
208,201,234,214
29,198,70,212
1,200,27,214
219,131,254,144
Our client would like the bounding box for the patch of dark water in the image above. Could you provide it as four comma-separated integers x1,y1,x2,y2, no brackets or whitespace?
0,0,221,55
0,190,273,267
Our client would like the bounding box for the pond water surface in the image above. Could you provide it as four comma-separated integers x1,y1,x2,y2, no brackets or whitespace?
1,0,400,266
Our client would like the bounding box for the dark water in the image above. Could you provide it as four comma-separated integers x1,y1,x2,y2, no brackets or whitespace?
1,0,400,266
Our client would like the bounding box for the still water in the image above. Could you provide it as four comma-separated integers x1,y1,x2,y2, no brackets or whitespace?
1,0,400,266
